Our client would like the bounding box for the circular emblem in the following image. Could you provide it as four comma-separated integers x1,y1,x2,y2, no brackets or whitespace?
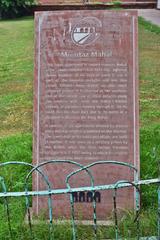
71,17,102,46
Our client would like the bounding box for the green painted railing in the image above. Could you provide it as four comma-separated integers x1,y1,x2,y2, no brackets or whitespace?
0,160,160,240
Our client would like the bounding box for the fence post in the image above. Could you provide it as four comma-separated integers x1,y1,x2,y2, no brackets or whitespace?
113,188,119,240
0,177,13,240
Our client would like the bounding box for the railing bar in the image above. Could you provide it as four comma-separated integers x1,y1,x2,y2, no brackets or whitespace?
48,193,54,240
92,191,97,240
70,193,77,240
4,197,13,240
0,178,159,198
113,180,141,240
27,204,34,240
0,177,13,240
65,168,95,240
113,189,119,240
25,190,35,240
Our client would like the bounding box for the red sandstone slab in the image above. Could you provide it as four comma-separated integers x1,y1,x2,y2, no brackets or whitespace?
33,10,139,220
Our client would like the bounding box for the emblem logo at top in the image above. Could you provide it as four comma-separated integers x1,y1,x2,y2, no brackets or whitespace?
71,17,102,46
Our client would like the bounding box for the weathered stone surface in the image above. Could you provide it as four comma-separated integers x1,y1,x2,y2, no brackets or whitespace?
33,10,139,219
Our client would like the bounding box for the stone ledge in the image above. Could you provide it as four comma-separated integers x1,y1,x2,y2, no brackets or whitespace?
32,1,156,11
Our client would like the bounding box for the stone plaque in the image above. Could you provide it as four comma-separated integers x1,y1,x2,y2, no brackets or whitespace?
34,10,139,219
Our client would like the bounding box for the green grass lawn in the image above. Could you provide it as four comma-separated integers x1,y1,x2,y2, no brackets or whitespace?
0,17,33,137
0,16,160,239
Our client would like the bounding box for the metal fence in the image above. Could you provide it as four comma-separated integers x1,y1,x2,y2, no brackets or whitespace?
0,160,160,240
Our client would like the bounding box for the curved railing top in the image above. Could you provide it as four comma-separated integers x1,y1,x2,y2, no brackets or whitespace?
66,160,138,188
0,160,138,191
0,161,52,190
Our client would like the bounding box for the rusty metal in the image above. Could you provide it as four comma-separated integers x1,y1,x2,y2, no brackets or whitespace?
0,160,159,240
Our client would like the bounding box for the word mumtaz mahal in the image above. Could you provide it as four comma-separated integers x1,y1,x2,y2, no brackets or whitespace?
52,50,113,58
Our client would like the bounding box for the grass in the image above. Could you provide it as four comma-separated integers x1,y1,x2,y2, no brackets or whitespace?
0,205,158,239
0,17,33,137
0,16,160,239
138,18,160,128
138,18,160,209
